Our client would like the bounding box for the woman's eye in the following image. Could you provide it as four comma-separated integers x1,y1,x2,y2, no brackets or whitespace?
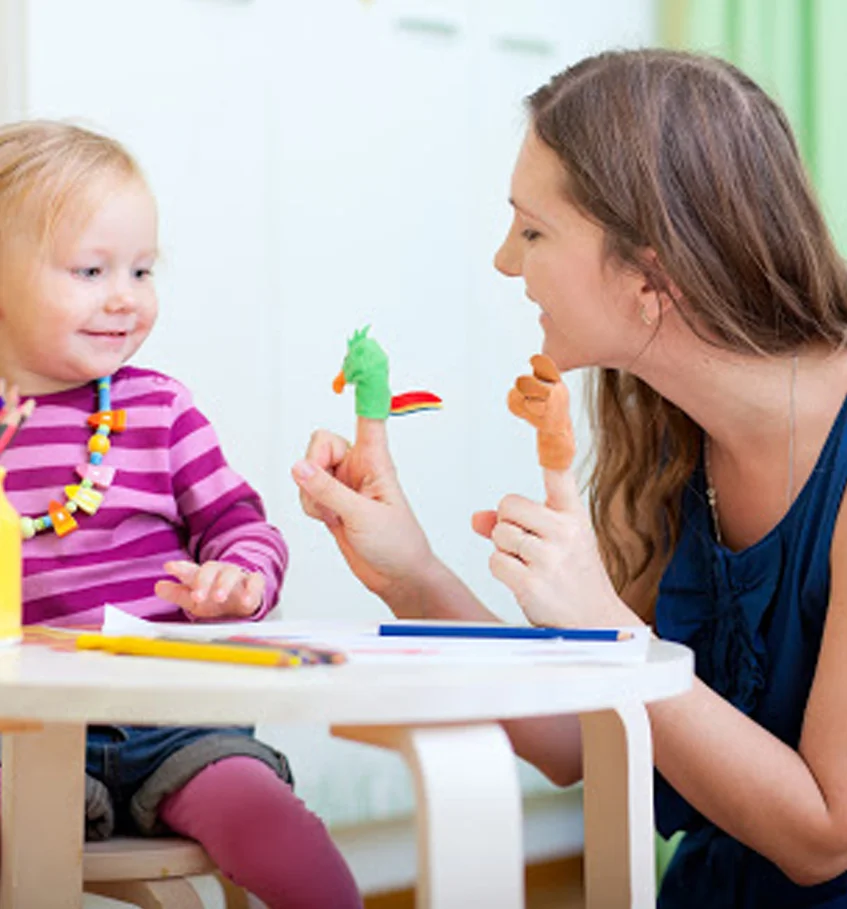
73,267,102,279
133,268,153,280
521,228,541,242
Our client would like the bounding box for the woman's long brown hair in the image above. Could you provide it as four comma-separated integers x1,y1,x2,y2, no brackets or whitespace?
528,50,847,619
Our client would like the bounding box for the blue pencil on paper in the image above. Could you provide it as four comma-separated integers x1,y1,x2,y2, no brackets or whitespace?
378,623,634,642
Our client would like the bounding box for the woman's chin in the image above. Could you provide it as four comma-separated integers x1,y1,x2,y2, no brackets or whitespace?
539,335,568,372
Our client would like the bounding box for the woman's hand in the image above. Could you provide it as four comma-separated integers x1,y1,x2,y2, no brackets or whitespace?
292,417,435,602
478,353,634,627
473,458,633,629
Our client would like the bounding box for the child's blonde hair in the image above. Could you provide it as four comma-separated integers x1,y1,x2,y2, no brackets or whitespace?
0,120,145,260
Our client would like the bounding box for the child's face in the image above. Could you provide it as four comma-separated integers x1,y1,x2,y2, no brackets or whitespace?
0,176,158,395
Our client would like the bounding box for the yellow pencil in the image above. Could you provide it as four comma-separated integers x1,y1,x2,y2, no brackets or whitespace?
75,633,303,667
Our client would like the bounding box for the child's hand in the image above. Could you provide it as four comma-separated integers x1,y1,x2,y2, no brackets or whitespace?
155,560,265,619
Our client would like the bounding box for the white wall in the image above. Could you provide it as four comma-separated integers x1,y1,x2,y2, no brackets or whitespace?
254,0,657,833
5,0,656,876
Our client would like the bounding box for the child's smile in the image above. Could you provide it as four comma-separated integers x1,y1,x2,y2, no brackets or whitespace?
80,328,134,348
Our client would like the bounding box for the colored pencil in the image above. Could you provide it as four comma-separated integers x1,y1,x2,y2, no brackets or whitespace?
0,398,35,456
378,623,634,642
75,633,345,667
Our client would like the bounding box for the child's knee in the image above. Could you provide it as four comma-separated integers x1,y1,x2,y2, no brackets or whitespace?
160,756,362,909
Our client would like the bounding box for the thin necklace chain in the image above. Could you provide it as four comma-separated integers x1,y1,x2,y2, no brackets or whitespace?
704,354,798,546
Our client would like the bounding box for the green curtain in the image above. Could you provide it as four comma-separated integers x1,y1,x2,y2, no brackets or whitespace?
659,0,847,251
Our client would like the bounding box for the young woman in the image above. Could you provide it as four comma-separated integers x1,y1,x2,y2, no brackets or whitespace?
294,49,847,907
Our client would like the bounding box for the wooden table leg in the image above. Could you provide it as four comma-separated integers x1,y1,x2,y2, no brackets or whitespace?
333,723,524,909
580,703,655,909
1,722,86,909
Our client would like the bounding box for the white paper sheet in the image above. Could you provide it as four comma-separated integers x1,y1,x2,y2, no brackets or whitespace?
100,606,650,665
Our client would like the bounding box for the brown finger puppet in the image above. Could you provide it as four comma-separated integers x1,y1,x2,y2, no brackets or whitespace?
507,354,575,470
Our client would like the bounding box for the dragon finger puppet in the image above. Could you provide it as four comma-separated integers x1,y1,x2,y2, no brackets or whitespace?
333,326,442,419
508,354,575,470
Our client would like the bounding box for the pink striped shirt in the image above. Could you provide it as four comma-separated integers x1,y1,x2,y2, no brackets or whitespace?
4,366,288,626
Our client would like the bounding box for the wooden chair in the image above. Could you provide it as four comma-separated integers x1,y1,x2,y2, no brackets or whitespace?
83,837,249,909
0,722,249,909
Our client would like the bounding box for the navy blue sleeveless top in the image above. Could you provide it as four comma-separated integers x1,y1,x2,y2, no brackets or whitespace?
656,394,847,908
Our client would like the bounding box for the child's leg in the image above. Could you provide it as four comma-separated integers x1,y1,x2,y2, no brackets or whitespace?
158,755,362,909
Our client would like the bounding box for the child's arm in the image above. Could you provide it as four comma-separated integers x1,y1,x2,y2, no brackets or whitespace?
155,382,288,621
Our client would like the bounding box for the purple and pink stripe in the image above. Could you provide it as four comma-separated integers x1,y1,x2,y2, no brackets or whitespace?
3,366,288,627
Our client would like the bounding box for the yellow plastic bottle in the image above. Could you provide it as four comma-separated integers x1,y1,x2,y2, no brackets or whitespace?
0,467,22,644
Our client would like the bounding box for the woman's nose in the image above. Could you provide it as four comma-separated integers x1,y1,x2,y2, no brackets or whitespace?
494,226,522,277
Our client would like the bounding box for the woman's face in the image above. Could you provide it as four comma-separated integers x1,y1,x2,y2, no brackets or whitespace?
494,129,648,372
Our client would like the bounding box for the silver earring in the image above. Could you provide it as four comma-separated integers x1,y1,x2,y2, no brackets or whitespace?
640,304,654,326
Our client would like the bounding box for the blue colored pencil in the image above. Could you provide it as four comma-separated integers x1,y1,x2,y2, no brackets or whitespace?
378,623,633,642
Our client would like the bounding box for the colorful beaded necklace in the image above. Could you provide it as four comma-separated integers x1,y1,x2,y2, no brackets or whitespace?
20,375,126,539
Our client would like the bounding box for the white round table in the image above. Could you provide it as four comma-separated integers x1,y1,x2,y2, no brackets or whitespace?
0,638,692,909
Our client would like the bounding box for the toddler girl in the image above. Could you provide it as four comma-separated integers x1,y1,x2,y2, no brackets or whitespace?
0,120,361,909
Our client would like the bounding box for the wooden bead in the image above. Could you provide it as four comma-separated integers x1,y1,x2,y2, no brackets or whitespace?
48,500,78,536
88,434,111,455
21,376,117,541
87,409,126,432
65,485,103,516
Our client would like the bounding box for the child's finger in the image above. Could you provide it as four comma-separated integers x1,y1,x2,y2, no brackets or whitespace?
154,579,194,610
241,572,265,612
210,565,245,604
164,560,199,583
191,562,223,603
